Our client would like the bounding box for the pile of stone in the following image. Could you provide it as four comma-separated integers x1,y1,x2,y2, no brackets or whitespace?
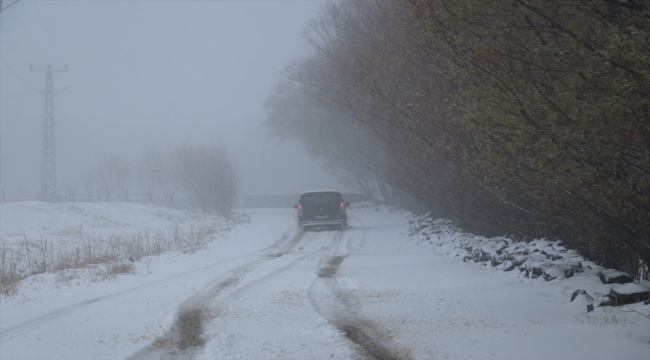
408,214,650,311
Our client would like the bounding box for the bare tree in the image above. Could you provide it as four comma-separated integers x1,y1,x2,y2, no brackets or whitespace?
267,0,650,275
67,181,77,202
138,148,158,202
95,154,132,202
211,144,240,215
179,185,197,209
174,144,239,217
141,147,177,205
96,157,115,201
115,159,132,201
265,81,391,203
84,169,95,202
159,153,178,205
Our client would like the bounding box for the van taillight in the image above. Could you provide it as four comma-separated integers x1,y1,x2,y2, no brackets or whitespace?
297,204,302,216
340,202,345,213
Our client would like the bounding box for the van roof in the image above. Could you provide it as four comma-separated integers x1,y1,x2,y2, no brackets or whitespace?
300,190,339,195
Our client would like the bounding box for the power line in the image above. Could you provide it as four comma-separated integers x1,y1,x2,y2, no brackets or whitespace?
0,21,30,63
10,6,45,63
0,0,22,13
32,0,63,63
0,55,39,90
0,89,36,99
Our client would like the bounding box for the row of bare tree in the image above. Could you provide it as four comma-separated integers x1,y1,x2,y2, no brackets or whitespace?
265,0,649,277
83,145,239,217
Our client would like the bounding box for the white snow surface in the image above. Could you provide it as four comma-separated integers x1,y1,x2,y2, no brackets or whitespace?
1,202,649,359
0,201,215,243
613,283,650,296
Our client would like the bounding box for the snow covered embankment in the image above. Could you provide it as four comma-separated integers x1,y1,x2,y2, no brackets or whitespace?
0,202,236,298
408,215,650,312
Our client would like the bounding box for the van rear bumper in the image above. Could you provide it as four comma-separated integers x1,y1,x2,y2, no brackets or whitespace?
300,219,344,227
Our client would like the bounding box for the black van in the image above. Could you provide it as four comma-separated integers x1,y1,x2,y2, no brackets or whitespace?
294,190,349,230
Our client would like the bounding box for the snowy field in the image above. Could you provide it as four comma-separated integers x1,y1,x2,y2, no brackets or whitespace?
1,202,648,359
0,201,229,249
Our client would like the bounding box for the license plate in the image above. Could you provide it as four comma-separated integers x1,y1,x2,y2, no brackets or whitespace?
315,215,329,220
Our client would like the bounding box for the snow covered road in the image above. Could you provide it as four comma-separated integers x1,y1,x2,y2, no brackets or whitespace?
1,204,648,359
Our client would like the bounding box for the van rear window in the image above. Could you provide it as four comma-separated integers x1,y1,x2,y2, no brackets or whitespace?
300,192,341,206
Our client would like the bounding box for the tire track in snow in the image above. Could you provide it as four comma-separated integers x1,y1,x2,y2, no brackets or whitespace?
127,228,332,360
309,222,413,360
0,225,302,341
223,229,343,303
0,258,241,342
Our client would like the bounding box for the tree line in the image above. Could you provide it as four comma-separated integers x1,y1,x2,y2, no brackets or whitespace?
83,145,239,217
265,0,649,277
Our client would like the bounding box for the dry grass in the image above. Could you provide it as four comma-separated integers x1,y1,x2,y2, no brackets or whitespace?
53,261,136,287
575,306,645,326
0,220,230,298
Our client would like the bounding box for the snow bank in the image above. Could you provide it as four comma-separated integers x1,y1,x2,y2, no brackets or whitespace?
408,214,650,309
0,202,236,298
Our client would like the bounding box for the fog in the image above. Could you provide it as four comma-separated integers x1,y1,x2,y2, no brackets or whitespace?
0,0,348,201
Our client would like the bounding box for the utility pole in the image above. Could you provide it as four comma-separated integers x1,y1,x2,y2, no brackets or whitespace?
30,64,67,202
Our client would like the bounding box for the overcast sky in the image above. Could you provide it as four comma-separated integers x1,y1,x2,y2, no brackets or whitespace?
0,0,349,201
